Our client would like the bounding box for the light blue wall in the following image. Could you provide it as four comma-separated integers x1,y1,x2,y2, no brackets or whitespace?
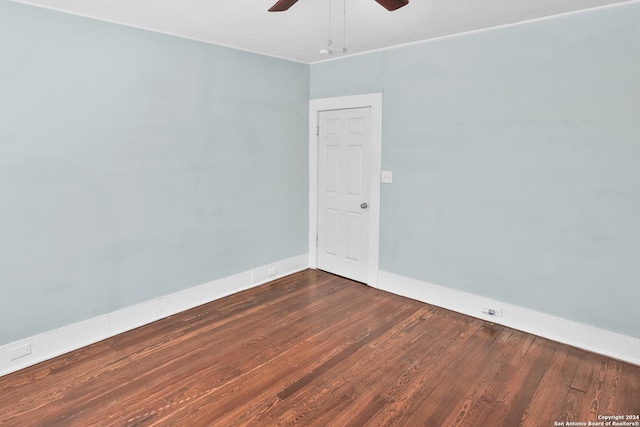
311,3,640,337
2,0,638,346
0,1,309,345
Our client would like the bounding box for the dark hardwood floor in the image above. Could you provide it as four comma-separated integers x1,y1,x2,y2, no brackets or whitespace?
1,269,638,426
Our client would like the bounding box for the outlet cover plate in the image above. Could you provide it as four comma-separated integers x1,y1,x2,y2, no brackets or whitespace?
9,343,32,361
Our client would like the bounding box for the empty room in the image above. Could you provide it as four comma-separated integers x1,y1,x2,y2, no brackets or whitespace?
1,0,639,425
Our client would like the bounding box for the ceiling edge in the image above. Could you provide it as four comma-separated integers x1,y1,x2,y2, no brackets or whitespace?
9,0,637,65
310,0,637,65
9,0,310,65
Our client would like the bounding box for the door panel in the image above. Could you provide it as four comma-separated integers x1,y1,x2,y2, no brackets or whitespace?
317,107,371,283
345,211,362,262
324,208,340,256
347,146,363,195
324,145,340,193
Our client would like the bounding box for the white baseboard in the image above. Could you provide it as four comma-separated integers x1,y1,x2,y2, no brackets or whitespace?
378,270,640,366
0,254,309,377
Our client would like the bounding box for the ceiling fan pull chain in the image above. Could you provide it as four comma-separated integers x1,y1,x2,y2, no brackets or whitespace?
342,0,347,53
328,0,333,46
319,0,333,55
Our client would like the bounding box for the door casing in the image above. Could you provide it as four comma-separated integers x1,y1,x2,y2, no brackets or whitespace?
309,93,382,287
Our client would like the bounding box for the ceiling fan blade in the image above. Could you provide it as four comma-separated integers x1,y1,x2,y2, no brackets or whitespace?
268,0,300,12
374,0,409,11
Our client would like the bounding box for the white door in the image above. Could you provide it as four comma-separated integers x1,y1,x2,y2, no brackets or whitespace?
317,107,372,283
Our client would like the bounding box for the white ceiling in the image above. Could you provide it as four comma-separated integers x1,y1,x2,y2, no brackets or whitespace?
13,0,631,63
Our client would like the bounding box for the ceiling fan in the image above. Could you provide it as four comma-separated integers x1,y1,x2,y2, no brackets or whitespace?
268,0,408,12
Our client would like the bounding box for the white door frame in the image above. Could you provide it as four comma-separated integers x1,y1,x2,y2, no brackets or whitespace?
309,93,382,287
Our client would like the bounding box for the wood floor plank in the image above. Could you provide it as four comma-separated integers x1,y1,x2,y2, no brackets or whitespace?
439,329,530,427
404,327,519,426
581,358,620,423
0,271,339,422
626,365,640,415
571,350,596,393
0,269,638,426
365,317,502,426
519,344,581,426
262,306,439,426
476,333,538,425
69,278,381,426
494,337,558,427
246,305,451,426
159,294,422,426
554,348,595,424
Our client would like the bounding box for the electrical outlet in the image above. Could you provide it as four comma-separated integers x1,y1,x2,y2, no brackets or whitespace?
481,307,502,317
9,343,32,361
381,170,393,184
267,267,277,276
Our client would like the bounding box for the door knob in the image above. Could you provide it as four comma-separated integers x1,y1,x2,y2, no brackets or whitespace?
360,203,368,209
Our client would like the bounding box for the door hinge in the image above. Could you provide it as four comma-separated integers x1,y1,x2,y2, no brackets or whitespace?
316,233,318,246
316,126,319,136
